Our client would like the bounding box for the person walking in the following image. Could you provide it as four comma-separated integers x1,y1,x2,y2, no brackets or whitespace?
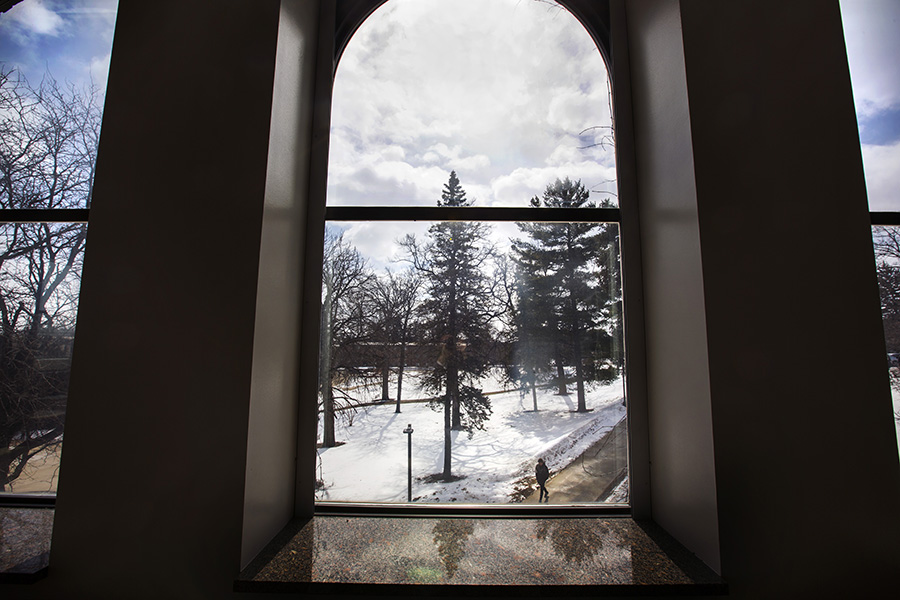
535,458,550,503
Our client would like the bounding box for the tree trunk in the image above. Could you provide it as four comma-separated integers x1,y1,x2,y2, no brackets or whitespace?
531,369,539,411
449,363,461,430
569,280,588,412
320,288,336,447
447,270,462,430
554,343,567,395
380,345,390,402
322,383,336,447
442,393,452,480
395,340,406,413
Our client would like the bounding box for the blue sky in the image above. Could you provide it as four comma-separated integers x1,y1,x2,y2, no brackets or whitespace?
841,0,900,210
1,0,895,214
0,0,117,90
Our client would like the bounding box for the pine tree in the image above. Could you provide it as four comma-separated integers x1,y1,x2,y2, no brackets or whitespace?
400,171,495,480
501,251,553,411
512,178,620,412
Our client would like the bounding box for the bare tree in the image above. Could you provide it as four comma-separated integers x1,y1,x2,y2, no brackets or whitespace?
319,229,374,448
367,269,421,412
0,67,98,491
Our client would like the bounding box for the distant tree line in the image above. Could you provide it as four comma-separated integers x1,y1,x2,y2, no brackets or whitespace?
318,171,623,481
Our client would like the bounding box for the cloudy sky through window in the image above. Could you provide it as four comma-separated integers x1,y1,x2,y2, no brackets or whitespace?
326,0,617,210
0,0,117,91
2,0,895,213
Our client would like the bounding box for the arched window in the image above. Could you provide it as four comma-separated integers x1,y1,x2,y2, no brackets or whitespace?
313,0,632,509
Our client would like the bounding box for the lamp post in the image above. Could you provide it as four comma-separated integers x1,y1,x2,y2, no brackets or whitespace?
403,423,414,502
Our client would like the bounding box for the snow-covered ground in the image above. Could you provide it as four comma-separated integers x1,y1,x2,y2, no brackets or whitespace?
316,370,626,503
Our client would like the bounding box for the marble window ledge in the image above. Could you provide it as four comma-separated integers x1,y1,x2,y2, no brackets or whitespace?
0,506,53,584
236,515,727,596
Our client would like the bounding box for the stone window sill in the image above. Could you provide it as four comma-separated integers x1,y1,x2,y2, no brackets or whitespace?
0,506,53,584
236,515,726,596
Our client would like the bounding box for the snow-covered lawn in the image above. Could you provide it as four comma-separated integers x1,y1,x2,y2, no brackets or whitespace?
316,371,626,503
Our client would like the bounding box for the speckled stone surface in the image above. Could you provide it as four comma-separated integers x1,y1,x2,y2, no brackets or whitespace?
0,506,53,583
237,516,726,595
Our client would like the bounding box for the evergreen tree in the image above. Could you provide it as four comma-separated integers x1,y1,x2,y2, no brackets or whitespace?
400,171,495,480
500,252,553,411
512,178,620,412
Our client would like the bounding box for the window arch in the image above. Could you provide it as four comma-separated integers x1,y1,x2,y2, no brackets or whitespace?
308,0,640,512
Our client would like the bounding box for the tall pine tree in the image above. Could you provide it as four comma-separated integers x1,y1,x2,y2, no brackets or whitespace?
512,178,620,412
400,171,494,480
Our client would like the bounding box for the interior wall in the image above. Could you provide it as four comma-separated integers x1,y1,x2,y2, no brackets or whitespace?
623,0,722,573
678,0,900,597
241,0,322,568
36,1,282,598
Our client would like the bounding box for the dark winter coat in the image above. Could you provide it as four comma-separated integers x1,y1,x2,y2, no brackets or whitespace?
535,462,550,484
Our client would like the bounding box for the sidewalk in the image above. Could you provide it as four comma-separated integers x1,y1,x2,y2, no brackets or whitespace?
522,416,628,504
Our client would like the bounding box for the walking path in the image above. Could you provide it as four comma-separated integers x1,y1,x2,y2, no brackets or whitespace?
522,416,628,504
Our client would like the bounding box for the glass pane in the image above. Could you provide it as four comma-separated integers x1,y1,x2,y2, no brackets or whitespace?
840,1,900,211
1,0,118,209
1,222,86,495
316,218,627,504
327,0,617,208
872,226,900,457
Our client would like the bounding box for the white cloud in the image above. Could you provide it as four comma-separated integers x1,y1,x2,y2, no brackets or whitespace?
339,221,432,271
420,143,491,175
85,51,111,87
840,0,900,117
327,0,616,208
861,141,900,211
491,162,618,207
6,0,65,36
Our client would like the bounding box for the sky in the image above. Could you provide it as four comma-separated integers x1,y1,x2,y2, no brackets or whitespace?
1,0,895,213
326,0,616,268
332,0,900,266
0,0,117,91
840,0,900,211
327,0,617,211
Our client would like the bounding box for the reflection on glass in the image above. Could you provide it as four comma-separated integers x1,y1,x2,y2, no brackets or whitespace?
259,517,665,586
327,0,617,208
534,519,607,564
872,226,900,456
0,223,86,494
315,218,627,504
432,519,474,578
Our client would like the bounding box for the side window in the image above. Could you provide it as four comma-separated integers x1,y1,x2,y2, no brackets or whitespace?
315,0,628,506
840,1,900,455
0,0,117,496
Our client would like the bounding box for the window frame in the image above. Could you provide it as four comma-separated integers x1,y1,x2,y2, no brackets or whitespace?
297,0,650,519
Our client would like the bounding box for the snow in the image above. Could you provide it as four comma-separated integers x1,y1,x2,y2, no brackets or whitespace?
316,370,626,503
